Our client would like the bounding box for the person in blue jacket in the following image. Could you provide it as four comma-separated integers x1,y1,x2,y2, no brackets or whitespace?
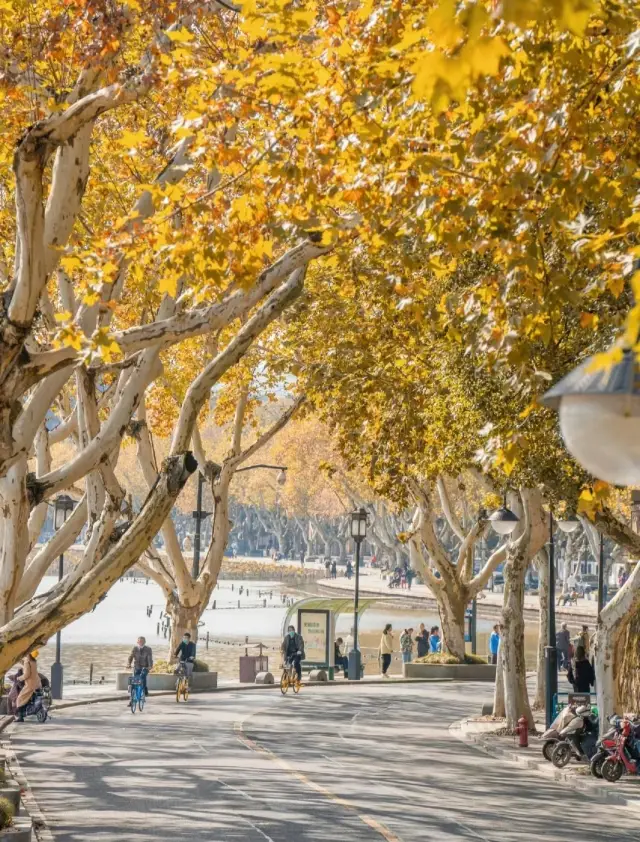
488,624,501,664
428,626,442,654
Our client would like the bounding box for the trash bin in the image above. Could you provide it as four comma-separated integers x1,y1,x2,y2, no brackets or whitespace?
239,655,269,683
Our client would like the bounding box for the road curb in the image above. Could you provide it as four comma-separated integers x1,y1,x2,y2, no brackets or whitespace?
450,718,640,815
2,739,53,842
50,676,454,709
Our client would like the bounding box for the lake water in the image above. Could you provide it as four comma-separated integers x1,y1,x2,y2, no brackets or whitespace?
32,576,543,684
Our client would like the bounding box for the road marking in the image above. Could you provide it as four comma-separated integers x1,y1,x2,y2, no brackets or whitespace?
234,712,402,842
451,819,494,842
238,816,275,841
216,778,257,801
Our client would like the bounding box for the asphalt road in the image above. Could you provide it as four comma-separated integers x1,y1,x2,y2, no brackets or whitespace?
9,683,640,842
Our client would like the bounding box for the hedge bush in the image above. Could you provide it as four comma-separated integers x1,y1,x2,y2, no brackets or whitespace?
151,658,210,674
0,797,14,830
414,653,488,665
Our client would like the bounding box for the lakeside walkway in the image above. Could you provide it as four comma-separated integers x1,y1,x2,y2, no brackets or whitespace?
316,573,598,621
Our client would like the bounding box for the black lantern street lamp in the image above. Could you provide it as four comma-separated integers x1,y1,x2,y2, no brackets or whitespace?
51,494,75,700
348,508,368,682
488,505,520,537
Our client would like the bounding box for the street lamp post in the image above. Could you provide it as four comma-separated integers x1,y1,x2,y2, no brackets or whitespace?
191,472,212,579
348,508,368,682
598,532,605,618
51,494,75,700
231,464,287,560
545,513,579,728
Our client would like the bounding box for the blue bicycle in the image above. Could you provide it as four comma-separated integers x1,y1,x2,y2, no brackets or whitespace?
129,669,148,714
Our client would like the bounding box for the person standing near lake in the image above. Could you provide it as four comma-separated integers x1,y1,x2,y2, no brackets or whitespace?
488,624,500,665
568,645,595,693
380,624,394,678
578,625,591,657
556,622,571,669
400,628,414,664
415,623,429,658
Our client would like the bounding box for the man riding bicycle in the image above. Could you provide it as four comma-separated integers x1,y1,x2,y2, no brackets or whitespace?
127,636,153,696
174,632,196,683
281,625,305,682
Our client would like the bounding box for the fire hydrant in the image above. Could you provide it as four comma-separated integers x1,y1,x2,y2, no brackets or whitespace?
517,715,529,748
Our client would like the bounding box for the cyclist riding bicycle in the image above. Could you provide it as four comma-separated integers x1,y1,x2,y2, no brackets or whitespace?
281,625,305,682
174,632,196,683
127,636,153,696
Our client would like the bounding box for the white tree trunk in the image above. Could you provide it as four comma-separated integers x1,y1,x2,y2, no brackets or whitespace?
432,584,467,661
0,452,197,673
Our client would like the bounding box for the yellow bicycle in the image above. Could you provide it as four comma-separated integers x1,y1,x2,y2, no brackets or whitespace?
280,661,301,695
175,661,190,703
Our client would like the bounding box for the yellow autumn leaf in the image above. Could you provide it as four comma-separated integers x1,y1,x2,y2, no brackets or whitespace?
426,0,463,49
158,275,179,297
117,129,148,149
560,0,596,35
83,289,101,307
54,311,72,323
232,196,254,223
464,37,510,78
60,256,81,273
165,28,194,44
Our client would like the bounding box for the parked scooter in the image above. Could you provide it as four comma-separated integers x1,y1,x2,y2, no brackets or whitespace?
601,717,640,782
590,715,623,778
540,706,581,762
551,705,598,768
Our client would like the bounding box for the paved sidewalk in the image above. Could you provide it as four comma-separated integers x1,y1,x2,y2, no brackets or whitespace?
454,716,640,816
318,574,597,621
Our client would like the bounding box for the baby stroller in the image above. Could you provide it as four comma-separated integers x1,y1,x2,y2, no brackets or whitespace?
387,572,402,588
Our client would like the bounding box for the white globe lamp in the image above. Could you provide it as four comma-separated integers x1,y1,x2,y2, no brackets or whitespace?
544,347,640,487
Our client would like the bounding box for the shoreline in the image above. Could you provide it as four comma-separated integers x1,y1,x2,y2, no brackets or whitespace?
313,576,597,625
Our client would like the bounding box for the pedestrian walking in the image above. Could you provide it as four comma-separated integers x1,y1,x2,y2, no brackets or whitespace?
415,623,429,658
556,622,571,669
578,625,591,657
380,624,394,677
429,626,442,654
567,645,595,693
488,624,500,665
331,560,337,580
400,628,414,664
